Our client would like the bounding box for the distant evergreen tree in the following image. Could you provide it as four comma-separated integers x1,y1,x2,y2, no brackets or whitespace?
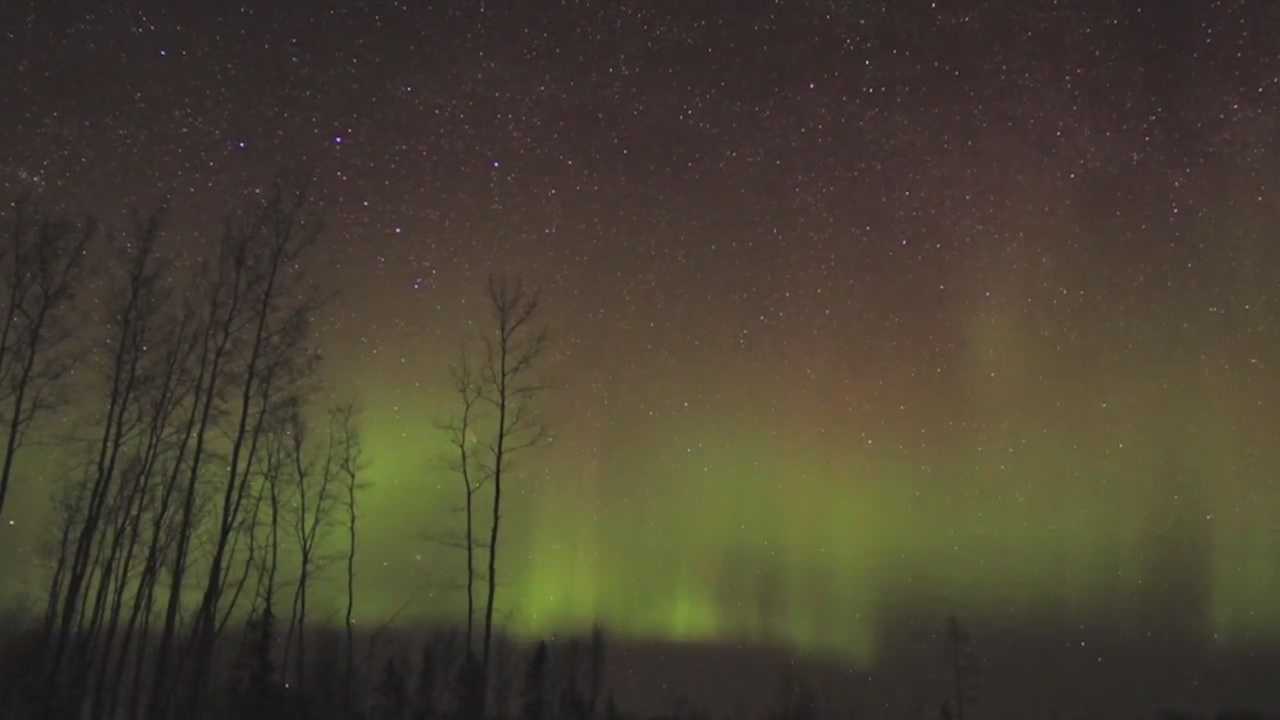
944,615,978,720
768,675,818,720
558,638,588,720
521,641,549,720
412,643,436,720
371,656,409,720
604,692,624,720
559,678,588,720
311,633,346,716
455,653,485,720
234,607,282,720
587,626,607,719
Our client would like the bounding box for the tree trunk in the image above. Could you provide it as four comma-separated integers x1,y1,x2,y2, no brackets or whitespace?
345,473,357,708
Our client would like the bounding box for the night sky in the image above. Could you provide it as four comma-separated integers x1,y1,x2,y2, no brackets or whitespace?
3,1,1280,714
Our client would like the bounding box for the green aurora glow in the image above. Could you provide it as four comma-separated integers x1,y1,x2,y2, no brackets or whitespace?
281,228,1279,666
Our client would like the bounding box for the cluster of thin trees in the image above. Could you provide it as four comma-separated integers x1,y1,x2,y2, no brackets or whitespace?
0,180,363,719
0,175,561,720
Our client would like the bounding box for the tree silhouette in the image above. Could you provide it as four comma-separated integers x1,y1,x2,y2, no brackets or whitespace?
521,640,549,720
412,642,437,720
489,636,518,720
254,395,292,672
943,615,978,720
604,693,624,720
475,274,549,713
440,348,485,659
0,193,91,518
232,605,283,720
768,672,818,720
335,402,366,711
280,402,341,717
371,655,410,720
558,637,588,720
587,624,607,720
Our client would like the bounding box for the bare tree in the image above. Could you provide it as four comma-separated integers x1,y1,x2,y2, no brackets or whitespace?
257,407,290,632
280,401,341,716
439,349,485,659
215,471,268,640
0,194,91,519
332,402,365,710
224,399,297,720
475,274,550,710
41,459,94,649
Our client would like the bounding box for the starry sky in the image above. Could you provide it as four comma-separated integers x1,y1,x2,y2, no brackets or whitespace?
3,0,1280,707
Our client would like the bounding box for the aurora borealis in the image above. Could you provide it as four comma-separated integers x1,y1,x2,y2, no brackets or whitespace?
3,1,1280,714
